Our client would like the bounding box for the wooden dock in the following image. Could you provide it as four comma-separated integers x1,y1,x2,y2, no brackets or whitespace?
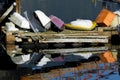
0,26,118,56
2,27,118,44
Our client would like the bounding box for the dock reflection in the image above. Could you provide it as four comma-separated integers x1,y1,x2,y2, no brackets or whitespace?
1,43,120,80
10,46,119,80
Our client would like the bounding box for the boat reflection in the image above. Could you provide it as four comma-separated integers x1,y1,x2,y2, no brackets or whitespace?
20,53,118,80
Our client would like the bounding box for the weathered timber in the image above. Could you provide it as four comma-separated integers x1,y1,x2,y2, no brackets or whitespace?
97,27,116,32
2,26,118,56
2,28,116,44
0,3,15,23
16,0,21,13
6,33,15,44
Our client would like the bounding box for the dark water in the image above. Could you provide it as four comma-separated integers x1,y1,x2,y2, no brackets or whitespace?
20,0,103,23
20,0,120,23
0,45,18,80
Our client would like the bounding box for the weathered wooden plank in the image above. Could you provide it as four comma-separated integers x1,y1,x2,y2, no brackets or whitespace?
97,27,117,32
16,0,21,13
5,30,108,43
13,36,109,43
10,36,109,43
0,3,15,23
16,31,111,37
6,33,15,44
2,25,117,44
38,38,108,43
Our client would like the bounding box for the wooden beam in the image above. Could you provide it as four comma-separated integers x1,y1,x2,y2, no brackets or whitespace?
0,3,14,23
16,0,20,13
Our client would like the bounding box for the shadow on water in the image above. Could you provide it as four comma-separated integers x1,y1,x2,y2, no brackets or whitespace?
111,35,120,45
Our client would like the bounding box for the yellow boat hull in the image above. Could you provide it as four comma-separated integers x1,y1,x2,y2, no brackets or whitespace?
64,22,96,31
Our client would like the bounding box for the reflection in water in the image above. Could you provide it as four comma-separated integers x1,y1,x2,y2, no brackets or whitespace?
21,59,118,80
1,42,120,80
117,49,120,76
3,43,120,80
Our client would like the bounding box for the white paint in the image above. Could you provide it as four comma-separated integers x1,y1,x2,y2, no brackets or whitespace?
9,12,30,29
5,22,19,31
34,10,51,29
